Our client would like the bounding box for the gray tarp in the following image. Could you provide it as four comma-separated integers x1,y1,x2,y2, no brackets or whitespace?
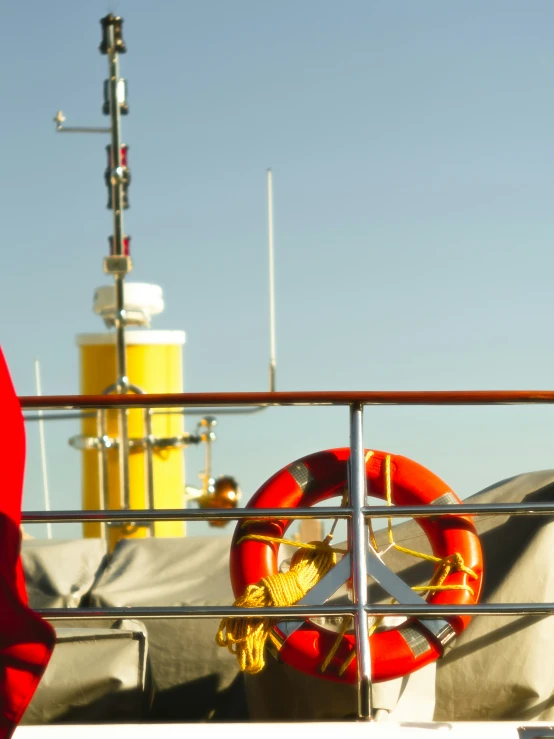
21,538,107,608
434,470,554,721
22,620,148,724
88,537,247,721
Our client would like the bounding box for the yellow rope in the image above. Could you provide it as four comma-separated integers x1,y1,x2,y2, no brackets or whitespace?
320,617,351,673
236,533,348,555
382,455,477,585
323,595,397,676
366,451,380,550
216,539,337,674
337,604,392,676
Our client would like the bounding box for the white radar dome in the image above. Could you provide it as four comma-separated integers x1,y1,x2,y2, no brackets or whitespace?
93,283,165,328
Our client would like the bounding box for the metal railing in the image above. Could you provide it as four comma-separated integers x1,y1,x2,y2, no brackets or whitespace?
19,390,554,721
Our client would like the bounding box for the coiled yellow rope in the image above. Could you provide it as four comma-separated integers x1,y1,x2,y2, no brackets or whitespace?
217,452,478,676
216,538,338,674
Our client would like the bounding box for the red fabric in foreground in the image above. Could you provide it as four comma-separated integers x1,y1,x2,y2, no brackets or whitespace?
0,349,54,738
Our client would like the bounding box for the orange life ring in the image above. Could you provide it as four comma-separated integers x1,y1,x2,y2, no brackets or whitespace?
230,448,483,683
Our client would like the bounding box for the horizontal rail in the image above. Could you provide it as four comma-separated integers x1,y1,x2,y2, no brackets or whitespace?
23,411,96,422
365,603,554,616
21,501,554,524
18,389,554,410
361,502,554,517
22,407,267,422
39,605,355,620
22,507,352,523
36,603,554,620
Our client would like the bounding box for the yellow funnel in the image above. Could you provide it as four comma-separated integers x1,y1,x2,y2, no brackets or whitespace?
76,329,186,548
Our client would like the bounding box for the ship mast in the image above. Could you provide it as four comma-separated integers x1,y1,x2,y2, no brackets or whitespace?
100,14,132,512
54,14,133,514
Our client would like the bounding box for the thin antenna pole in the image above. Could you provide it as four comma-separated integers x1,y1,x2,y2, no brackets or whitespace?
267,168,277,392
34,360,53,540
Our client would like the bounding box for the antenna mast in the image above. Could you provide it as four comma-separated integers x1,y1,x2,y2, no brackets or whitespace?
267,169,277,392
54,14,133,514
100,14,132,511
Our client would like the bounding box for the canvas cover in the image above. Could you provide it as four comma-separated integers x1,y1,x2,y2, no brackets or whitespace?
88,536,247,721
21,621,148,724
434,469,554,721
21,539,107,609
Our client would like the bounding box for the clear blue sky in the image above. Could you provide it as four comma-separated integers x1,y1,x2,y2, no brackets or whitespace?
2,0,554,538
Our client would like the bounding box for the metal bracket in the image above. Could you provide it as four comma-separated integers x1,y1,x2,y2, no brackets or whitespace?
69,433,198,452
364,547,456,651
275,548,455,653
53,110,111,134
104,255,132,274
276,554,352,641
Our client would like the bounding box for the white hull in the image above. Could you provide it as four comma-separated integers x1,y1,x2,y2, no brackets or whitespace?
14,722,554,739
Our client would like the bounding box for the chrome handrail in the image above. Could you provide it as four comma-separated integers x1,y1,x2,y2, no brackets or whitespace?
21,507,353,523
35,603,554,620
19,389,554,410
20,502,554,524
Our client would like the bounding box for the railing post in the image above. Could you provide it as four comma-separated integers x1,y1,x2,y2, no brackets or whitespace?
96,409,108,541
349,402,372,720
143,407,155,536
